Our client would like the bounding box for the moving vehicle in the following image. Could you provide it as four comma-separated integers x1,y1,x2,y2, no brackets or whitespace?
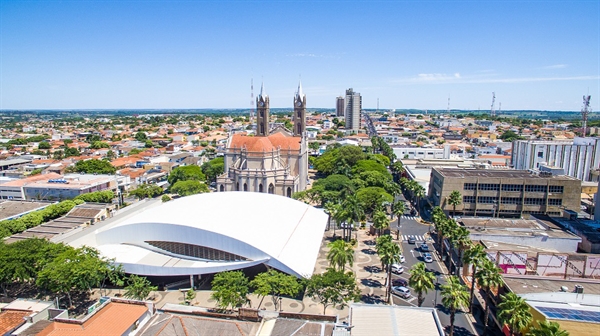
391,263,404,274
423,252,433,263
408,236,416,244
392,286,411,299
398,254,406,263
420,243,429,252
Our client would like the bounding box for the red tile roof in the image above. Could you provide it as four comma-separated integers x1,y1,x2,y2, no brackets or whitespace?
0,310,29,335
229,133,301,152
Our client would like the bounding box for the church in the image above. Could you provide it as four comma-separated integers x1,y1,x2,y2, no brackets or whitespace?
216,82,309,197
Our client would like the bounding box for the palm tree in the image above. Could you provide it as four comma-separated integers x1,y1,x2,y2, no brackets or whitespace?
390,161,404,180
441,276,470,336
378,241,401,302
372,210,389,237
409,262,435,307
324,202,337,231
497,292,533,336
462,243,487,313
342,195,364,241
392,201,406,239
526,321,569,336
450,226,471,276
413,185,425,215
448,190,462,218
476,259,504,335
327,239,354,271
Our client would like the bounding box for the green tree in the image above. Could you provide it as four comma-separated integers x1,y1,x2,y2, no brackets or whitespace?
185,289,196,305
341,195,365,241
409,262,435,307
441,276,470,336
168,165,205,185
161,194,171,202
372,209,389,237
327,239,354,271
449,226,471,277
135,131,148,142
250,270,301,310
377,240,401,302
211,271,250,311
123,275,157,301
74,159,117,174
129,184,163,199
476,259,504,334
448,190,462,218
171,180,209,196
392,201,406,239
305,269,361,315
462,243,487,313
497,292,533,336
74,190,115,203
90,141,110,149
526,321,569,336
63,147,80,157
200,157,224,183
355,187,393,215
38,142,51,149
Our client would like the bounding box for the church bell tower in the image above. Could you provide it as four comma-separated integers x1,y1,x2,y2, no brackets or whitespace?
293,80,306,136
256,82,270,137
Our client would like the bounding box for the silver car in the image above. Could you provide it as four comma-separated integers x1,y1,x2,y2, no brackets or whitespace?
392,286,411,299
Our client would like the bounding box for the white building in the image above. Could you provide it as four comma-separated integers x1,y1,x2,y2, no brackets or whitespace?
512,137,600,182
344,88,362,132
393,145,450,160
74,192,328,278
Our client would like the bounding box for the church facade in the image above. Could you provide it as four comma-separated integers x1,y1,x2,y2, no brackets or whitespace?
216,82,309,197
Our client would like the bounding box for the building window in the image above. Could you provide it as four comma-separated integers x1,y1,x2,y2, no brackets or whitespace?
268,183,274,194
236,183,239,191
537,151,544,158
219,185,224,192
525,185,547,193
524,198,545,205
501,184,523,192
464,183,477,190
549,186,564,193
501,197,521,204
463,196,476,203
146,241,248,262
478,184,500,191
548,199,563,206
477,196,499,204
243,183,248,191
259,184,263,193
287,187,292,198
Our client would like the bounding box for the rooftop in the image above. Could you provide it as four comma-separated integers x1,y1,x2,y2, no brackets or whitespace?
433,167,578,180
0,200,53,221
503,275,600,296
349,304,444,336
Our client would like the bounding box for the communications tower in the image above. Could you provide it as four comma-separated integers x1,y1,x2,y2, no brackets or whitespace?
490,92,496,117
250,78,255,124
582,95,592,137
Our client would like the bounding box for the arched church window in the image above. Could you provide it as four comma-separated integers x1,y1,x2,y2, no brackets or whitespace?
236,182,239,191
243,183,248,191
268,183,274,194
286,187,292,198
219,185,224,192
259,184,263,193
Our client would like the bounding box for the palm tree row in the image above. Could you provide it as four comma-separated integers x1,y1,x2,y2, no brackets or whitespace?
399,177,426,212
375,235,401,302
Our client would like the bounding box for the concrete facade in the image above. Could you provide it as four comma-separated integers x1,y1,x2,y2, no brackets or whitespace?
512,137,600,182
429,168,581,218
344,88,361,132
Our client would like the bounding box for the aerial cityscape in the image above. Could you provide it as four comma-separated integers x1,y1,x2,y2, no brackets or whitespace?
1,1,599,336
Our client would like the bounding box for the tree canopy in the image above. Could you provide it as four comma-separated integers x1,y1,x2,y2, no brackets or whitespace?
250,270,301,311
74,159,117,174
305,269,361,315
211,271,250,311
171,180,209,196
168,165,205,185
201,157,224,183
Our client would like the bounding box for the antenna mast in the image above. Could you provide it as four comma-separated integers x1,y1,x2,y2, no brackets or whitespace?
447,96,450,114
250,78,255,124
582,95,592,137
490,92,496,117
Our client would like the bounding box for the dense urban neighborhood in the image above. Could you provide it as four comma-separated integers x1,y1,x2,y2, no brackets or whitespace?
0,105,599,336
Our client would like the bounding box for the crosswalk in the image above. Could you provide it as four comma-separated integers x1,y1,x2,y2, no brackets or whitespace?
401,235,426,242
399,215,418,220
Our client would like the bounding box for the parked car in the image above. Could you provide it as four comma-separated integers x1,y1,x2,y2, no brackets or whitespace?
398,254,406,263
391,263,404,274
392,286,411,299
423,252,433,263
408,236,416,244
392,278,408,287
420,243,429,252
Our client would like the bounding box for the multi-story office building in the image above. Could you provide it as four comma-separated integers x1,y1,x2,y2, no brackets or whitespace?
344,88,361,132
336,96,345,117
428,167,581,218
511,137,600,182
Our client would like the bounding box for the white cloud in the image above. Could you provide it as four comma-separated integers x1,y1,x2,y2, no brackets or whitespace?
541,64,568,69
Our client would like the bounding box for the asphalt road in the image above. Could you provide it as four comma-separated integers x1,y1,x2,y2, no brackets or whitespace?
389,216,479,336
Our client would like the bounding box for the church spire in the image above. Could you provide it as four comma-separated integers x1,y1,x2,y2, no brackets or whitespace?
293,80,306,137
256,81,270,137
296,80,304,100
259,82,267,99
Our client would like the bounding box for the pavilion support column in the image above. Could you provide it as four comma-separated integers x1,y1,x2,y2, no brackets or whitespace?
190,275,194,289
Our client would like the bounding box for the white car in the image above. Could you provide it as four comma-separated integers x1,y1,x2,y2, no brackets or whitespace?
423,252,433,263
398,255,406,263
391,263,404,274
392,286,411,299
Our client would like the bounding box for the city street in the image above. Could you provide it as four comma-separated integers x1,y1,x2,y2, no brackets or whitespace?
388,215,479,336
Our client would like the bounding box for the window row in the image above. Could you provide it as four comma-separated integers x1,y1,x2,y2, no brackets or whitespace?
462,183,564,193
461,196,562,206
146,241,248,261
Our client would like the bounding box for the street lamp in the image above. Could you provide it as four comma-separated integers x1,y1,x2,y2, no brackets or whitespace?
434,276,440,306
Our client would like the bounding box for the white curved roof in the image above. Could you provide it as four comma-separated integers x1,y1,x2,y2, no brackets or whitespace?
94,192,328,278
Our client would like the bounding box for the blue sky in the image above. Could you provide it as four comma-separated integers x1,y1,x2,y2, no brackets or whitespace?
1,0,599,111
